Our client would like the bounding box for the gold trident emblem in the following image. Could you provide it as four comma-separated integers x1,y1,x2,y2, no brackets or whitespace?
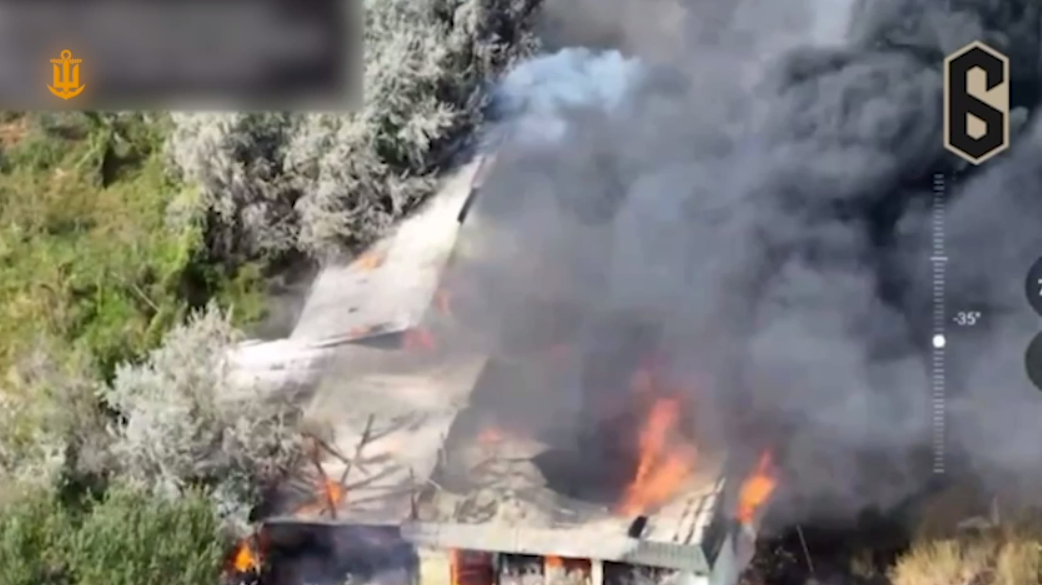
47,50,85,100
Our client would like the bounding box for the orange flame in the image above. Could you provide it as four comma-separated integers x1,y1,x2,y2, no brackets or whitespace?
618,394,695,516
230,538,261,573
449,549,463,585
323,477,345,509
291,455,348,518
544,556,592,576
736,450,778,525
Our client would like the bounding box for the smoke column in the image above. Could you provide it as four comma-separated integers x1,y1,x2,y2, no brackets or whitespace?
450,0,1042,523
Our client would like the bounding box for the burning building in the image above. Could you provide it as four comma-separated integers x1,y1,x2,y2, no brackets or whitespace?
225,153,780,585
398,351,780,585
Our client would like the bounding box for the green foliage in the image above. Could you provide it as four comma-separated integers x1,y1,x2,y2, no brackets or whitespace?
0,487,225,585
168,0,541,261
68,487,224,585
102,306,304,530
0,112,263,380
0,3,539,581
0,112,274,550
0,345,101,487
0,489,75,585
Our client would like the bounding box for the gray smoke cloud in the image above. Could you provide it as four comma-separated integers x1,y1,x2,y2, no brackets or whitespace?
442,0,1042,523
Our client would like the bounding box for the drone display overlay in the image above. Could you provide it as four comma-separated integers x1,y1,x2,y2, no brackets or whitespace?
2,2,1042,585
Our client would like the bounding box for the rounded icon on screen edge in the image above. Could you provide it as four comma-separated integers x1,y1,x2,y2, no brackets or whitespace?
1025,256,1042,317
1024,331,1042,392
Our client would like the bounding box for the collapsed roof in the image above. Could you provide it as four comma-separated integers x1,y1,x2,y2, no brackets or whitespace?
247,152,767,580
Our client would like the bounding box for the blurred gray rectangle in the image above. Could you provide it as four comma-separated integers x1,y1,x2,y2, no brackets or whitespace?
0,0,360,109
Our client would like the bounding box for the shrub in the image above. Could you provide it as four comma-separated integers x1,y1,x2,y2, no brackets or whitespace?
0,488,75,585
0,344,106,489
165,112,300,265
0,486,226,585
101,305,304,531
168,0,541,262
0,111,264,379
292,0,540,259
67,487,225,585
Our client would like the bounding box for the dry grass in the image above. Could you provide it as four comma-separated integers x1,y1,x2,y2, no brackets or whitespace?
0,114,29,146
892,522,1042,585
849,547,886,582
893,480,1042,585
891,537,995,585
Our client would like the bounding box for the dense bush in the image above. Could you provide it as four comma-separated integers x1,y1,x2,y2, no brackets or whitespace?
165,113,299,265
0,111,200,488
0,112,274,516
0,304,303,535
0,488,74,585
101,306,305,531
0,487,224,585
0,344,103,488
0,307,295,581
68,487,225,585
0,112,264,378
168,0,540,262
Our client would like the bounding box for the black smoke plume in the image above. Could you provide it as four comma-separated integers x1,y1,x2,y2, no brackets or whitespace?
445,0,1042,523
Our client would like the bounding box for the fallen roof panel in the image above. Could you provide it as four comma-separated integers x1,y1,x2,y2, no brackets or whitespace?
292,158,483,343
290,348,489,522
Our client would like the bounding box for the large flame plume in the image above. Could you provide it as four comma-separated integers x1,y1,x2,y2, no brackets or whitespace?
617,364,697,516
736,450,778,525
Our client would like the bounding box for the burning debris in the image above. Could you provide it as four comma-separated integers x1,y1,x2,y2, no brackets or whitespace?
222,435,357,584
228,533,264,582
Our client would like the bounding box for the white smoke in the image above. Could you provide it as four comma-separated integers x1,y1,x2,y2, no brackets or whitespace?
493,48,643,145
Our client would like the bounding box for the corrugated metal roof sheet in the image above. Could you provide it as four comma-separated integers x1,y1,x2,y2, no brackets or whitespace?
291,158,483,343
293,349,489,523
